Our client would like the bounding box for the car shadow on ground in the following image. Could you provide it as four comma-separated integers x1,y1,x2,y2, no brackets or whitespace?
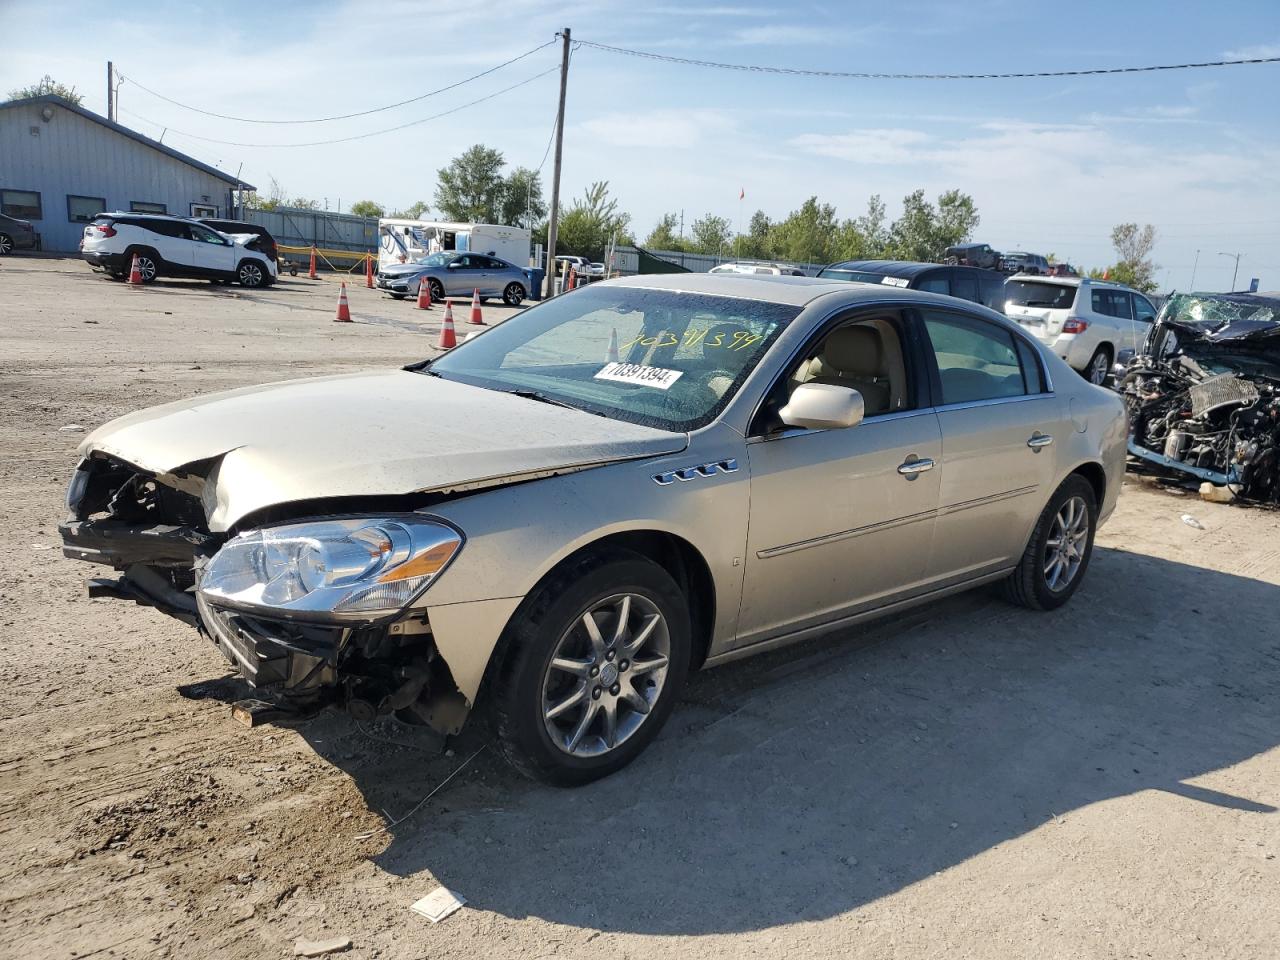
286,546,1280,935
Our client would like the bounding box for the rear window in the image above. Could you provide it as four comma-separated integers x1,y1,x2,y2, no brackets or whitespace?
820,268,904,285
1005,281,1076,310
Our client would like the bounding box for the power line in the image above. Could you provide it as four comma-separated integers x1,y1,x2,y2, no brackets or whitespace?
118,40,556,124
117,63,561,149
574,38,1280,79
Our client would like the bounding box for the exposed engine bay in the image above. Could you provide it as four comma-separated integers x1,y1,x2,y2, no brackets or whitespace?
1123,292,1280,502
60,454,471,733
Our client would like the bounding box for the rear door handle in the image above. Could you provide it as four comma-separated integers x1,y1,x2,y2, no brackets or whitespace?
897,456,935,479
1027,432,1054,451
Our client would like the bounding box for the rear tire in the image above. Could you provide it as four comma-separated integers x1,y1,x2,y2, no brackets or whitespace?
1001,474,1098,611
487,547,691,786
126,249,159,283
1085,345,1112,386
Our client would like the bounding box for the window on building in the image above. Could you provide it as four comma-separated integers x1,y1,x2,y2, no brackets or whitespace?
1,189,42,219
190,203,217,217
131,201,167,214
67,195,106,224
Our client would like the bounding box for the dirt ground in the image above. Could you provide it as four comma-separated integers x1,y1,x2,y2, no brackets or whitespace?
2,256,1278,960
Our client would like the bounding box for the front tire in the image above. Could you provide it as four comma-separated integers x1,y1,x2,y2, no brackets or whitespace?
503,282,526,306
427,278,445,303
1001,474,1097,611
0,233,13,255
237,260,268,288
488,548,691,786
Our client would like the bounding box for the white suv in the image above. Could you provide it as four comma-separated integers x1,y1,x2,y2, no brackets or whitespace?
80,213,277,288
1003,275,1157,384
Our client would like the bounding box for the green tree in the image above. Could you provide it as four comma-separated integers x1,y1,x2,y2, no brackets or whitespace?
831,219,870,262
555,181,631,259
690,213,732,256
769,197,840,265
886,189,979,262
854,194,889,257
434,144,507,222
289,197,320,211
500,167,546,229
1107,223,1158,292
7,75,83,105
734,210,773,259
390,200,430,219
349,199,385,218
644,212,686,251
244,176,287,212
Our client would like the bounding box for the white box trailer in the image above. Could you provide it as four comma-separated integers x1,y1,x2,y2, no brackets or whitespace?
378,219,531,269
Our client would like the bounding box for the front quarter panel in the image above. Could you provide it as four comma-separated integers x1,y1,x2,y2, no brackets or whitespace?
419,422,750,703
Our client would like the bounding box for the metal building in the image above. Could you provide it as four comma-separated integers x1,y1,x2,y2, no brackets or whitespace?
0,95,251,253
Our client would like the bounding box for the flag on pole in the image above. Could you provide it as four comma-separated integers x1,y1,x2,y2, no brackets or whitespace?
739,188,745,200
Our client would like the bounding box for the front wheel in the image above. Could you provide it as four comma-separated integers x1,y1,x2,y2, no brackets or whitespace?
0,233,13,255
427,278,445,303
1001,474,1097,611
503,282,526,306
237,260,268,288
488,548,691,786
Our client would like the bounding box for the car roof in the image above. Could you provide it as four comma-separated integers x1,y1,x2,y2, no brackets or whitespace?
1008,273,1146,294
604,271,956,307
821,260,945,278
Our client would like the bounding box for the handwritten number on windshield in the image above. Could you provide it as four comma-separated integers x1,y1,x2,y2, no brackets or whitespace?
621,328,762,352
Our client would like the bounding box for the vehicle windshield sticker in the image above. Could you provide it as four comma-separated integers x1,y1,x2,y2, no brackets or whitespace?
880,276,910,287
594,362,684,390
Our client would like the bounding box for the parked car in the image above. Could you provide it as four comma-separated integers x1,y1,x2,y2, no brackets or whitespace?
79,213,277,288
709,262,807,276
375,251,527,305
61,273,1125,785
196,218,279,265
0,212,38,255
944,242,1001,269
816,259,1006,310
1001,251,1049,275
1121,290,1280,502
1003,274,1158,385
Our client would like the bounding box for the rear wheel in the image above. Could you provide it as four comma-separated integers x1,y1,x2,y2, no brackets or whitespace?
503,282,526,306
1085,345,1112,386
488,548,691,786
0,233,13,255
1001,474,1097,611
127,250,159,283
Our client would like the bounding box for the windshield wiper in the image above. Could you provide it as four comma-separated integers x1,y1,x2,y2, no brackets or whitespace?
506,389,601,415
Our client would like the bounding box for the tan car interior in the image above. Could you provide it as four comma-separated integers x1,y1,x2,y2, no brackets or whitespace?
789,318,909,416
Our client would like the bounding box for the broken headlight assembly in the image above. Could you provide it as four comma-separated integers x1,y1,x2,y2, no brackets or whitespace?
199,517,462,621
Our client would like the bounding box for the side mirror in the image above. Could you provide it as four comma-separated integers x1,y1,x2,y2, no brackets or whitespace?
446,261,460,269
778,382,865,431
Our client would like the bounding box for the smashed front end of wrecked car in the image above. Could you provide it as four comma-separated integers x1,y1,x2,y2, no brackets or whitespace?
1121,292,1280,502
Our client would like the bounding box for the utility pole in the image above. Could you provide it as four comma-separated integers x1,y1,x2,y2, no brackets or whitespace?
1190,249,1200,290
545,27,571,297
1219,251,1242,291
106,62,114,122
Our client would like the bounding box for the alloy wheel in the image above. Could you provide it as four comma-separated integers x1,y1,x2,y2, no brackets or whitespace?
541,593,671,758
1088,351,1110,385
239,263,264,287
1044,495,1089,591
136,257,157,281
504,283,524,306
0,234,12,255
428,279,444,302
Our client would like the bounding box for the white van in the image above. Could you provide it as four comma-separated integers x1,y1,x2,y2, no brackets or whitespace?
379,219,530,270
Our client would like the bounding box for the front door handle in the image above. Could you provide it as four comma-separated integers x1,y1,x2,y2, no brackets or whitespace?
1027,432,1054,451
897,456,935,479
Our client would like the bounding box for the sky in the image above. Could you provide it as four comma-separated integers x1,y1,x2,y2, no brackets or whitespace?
3,0,1278,290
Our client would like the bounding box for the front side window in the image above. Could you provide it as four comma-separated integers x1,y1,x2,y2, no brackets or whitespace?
923,311,1028,405
190,224,229,245
1,189,42,219
67,195,105,223
426,286,798,432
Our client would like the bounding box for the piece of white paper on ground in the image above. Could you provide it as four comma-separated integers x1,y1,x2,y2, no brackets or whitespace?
411,886,466,923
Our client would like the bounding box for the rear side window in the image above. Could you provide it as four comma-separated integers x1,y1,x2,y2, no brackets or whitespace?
1134,296,1157,323
980,278,1006,310
923,311,1028,404
1091,289,1132,319
951,273,978,302
147,220,193,240
1015,338,1047,393
916,276,950,295
1005,280,1076,309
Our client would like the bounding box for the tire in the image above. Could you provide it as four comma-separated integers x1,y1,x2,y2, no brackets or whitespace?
427,278,445,303
1001,474,1098,611
488,547,692,786
126,249,159,283
0,234,12,255
236,260,268,288
503,282,526,306
389,293,407,301
1084,345,1112,386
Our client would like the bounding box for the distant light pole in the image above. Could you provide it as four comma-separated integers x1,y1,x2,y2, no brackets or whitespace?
1219,251,1242,291
1190,249,1200,290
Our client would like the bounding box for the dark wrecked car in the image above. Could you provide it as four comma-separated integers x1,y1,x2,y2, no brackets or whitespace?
1121,291,1280,502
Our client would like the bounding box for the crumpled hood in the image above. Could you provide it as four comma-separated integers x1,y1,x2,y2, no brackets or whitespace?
80,370,687,531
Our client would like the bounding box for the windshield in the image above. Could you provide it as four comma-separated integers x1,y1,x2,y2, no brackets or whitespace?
1005,280,1077,309
424,285,799,431
412,252,458,267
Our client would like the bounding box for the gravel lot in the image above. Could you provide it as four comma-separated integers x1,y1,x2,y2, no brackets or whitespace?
2,256,1278,959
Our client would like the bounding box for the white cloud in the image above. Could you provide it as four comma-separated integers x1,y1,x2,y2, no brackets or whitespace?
789,128,933,164
1224,42,1280,59
578,108,736,149
728,25,844,46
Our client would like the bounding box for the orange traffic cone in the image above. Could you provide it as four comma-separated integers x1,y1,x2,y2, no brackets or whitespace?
566,266,577,292
416,278,432,310
309,246,318,280
334,282,352,322
127,253,144,285
468,288,485,325
1102,267,1111,280
437,300,457,348
606,327,619,362
365,252,374,288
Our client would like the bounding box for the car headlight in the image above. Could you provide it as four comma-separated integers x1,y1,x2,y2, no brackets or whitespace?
199,517,462,621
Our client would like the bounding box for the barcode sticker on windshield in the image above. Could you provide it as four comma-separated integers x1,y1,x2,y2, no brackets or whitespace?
594,362,684,390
